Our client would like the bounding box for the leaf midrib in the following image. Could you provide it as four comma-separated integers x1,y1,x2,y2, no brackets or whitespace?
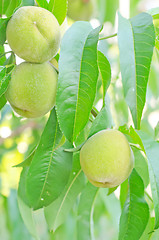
72,31,90,142
37,121,58,207
53,169,82,230
129,19,138,129
48,0,55,13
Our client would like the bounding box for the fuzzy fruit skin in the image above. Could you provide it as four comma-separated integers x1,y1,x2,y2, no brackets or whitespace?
5,62,57,118
80,129,134,188
6,6,61,63
67,0,94,21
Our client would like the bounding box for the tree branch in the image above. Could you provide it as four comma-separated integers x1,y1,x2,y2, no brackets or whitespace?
0,121,42,145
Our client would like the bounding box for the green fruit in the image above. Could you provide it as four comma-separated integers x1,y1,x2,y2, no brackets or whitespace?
5,62,57,118
67,0,94,21
6,6,61,63
80,129,134,188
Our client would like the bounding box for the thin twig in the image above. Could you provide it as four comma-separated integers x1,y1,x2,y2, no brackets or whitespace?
99,33,117,41
144,190,153,203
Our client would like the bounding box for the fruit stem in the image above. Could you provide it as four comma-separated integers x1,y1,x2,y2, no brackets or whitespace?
99,33,117,41
0,51,13,59
64,142,85,152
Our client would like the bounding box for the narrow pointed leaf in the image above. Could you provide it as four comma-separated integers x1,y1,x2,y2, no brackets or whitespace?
155,121,159,140
18,168,39,240
137,131,159,229
107,186,118,196
77,182,98,240
133,148,149,188
88,103,112,138
14,148,36,168
3,190,32,240
118,12,155,129
0,0,21,17
120,179,128,209
119,169,149,240
21,0,35,6
56,22,101,143
4,52,16,69
26,109,73,210
148,7,159,19
48,0,67,25
0,45,6,64
98,0,119,24
0,94,6,110
0,18,10,45
0,66,11,97
97,50,111,105
119,125,144,151
35,0,48,9
148,6,159,50
44,153,86,231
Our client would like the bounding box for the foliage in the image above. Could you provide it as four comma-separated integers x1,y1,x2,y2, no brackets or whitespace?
0,0,159,240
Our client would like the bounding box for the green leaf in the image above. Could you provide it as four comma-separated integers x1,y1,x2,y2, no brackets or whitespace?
148,7,159,50
97,50,111,105
148,63,159,98
88,103,112,138
148,7,159,19
4,52,16,66
120,179,128,209
99,188,121,230
0,0,21,16
137,131,159,229
153,19,159,51
0,66,11,97
35,0,48,9
140,217,155,240
97,0,118,24
151,227,159,239
44,152,86,231
18,168,39,240
14,148,36,168
56,22,101,143
119,169,149,240
0,18,10,45
26,109,73,210
107,186,118,196
0,45,6,64
155,121,159,140
48,0,67,25
21,0,35,6
118,12,155,129
0,94,6,110
3,189,32,240
119,125,145,151
133,148,149,188
130,0,140,17
77,182,98,240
